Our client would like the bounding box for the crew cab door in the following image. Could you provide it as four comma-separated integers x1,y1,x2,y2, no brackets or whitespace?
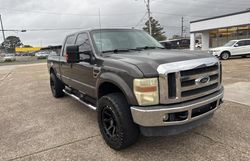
69,32,97,98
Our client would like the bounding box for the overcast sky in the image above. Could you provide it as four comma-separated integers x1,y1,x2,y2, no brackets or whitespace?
0,0,249,46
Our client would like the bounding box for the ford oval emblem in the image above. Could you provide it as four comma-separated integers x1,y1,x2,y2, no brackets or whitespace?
195,76,210,85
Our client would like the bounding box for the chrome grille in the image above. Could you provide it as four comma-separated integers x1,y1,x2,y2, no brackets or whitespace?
159,59,221,104
180,64,219,98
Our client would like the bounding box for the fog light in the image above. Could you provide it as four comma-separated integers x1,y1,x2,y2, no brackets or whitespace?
219,99,223,105
163,114,169,122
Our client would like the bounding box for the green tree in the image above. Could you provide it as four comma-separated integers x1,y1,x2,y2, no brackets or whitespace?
1,36,23,53
172,35,182,39
143,17,166,41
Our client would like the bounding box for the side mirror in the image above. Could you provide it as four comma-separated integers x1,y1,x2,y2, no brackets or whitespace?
234,44,239,47
66,45,80,63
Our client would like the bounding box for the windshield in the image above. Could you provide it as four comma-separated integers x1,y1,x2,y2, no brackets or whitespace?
91,29,164,53
223,40,237,47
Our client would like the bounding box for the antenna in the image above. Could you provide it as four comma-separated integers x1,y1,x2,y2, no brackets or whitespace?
98,8,103,53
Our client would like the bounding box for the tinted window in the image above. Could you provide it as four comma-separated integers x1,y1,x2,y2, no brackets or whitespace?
75,33,92,61
63,35,75,56
237,40,247,46
245,40,250,45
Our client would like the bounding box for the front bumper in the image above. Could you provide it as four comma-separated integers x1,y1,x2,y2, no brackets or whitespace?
208,51,220,57
131,87,223,127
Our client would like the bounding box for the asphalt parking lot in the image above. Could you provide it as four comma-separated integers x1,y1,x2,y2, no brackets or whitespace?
0,58,250,161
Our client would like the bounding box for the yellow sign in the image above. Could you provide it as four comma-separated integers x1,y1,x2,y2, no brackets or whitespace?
15,47,41,52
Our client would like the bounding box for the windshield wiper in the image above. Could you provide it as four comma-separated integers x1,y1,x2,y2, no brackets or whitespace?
101,49,130,54
135,46,164,50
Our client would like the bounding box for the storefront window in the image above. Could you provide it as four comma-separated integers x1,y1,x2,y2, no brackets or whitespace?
237,25,248,39
227,27,237,41
217,28,228,46
209,25,250,48
248,25,250,38
209,29,218,47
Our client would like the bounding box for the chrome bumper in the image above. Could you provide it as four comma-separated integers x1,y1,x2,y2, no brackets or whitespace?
131,88,223,127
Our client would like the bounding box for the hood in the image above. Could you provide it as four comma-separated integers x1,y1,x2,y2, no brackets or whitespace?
210,46,229,51
105,49,212,77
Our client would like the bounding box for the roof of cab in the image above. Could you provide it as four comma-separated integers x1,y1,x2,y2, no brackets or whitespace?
66,28,142,36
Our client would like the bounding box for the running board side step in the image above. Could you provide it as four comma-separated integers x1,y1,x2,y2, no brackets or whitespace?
63,89,97,111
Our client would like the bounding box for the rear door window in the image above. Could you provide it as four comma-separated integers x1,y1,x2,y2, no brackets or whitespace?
237,40,247,47
245,40,250,46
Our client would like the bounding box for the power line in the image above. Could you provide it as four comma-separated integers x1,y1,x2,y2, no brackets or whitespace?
0,25,140,32
153,11,209,18
134,12,147,28
0,7,145,17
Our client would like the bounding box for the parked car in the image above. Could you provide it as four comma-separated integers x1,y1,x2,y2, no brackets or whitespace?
21,52,36,56
3,53,16,62
160,38,190,49
208,39,250,60
35,51,49,59
195,43,202,48
48,28,223,150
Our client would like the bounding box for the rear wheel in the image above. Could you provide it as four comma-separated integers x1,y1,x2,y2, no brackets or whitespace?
220,52,230,60
50,73,64,98
98,93,139,150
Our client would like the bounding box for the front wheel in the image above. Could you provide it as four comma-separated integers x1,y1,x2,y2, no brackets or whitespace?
98,93,139,150
220,52,230,60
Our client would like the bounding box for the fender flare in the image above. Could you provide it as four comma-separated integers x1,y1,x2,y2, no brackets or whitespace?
96,72,137,105
49,66,57,75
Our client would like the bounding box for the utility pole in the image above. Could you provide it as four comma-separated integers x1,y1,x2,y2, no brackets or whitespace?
145,0,152,35
181,16,184,38
0,14,6,41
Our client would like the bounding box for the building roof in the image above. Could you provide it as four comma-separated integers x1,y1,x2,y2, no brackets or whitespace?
191,9,250,23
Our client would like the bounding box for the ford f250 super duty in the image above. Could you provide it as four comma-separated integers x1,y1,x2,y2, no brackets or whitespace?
47,28,224,150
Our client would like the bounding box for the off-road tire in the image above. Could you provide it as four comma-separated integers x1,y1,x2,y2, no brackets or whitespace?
98,93,139,150
50,73,64,98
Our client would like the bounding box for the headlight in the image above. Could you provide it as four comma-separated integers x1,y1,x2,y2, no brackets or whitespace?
133,78,159,106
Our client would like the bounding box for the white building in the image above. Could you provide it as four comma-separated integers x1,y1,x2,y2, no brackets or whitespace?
190,10,250,50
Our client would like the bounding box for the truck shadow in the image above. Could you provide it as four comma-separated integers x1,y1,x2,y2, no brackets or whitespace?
62,94,230,160
117,124,217,160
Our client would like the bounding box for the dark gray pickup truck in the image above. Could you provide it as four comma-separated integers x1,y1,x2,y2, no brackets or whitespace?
47,28,224,150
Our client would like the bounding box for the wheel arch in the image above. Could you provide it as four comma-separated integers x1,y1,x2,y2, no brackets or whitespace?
97,72,137,105
221,50,231,56
49,66,58,76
